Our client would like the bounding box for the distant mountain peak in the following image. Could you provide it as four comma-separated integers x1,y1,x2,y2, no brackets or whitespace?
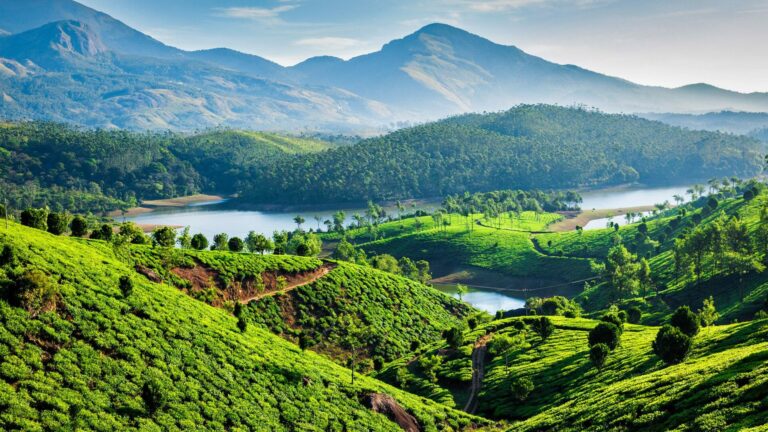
39,20,107,56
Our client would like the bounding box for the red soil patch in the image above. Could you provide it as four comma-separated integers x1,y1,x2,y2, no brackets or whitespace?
366,393,421,432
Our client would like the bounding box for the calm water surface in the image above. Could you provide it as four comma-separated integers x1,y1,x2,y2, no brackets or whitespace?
127,184,692,238
435,284,525,314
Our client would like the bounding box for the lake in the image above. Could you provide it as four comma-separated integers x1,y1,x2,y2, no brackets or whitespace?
434,284,526,314
125,200,439,240
125,184,693,239
579,184,691,210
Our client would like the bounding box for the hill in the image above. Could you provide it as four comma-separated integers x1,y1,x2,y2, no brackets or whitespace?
641,111,768,138
374,315,768,430
126,244,471,366
3,2,768,129
0,220,489,431
0,122,334,214
243,105,764,204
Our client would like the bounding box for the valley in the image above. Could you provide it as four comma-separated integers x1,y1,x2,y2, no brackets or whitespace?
2,1,768,431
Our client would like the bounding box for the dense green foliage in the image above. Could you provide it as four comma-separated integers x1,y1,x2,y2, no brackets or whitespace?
244,262,470,364
243,105,763,204
0,221,487,431
0,123,331,213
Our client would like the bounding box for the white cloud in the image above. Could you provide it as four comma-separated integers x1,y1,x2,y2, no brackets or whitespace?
216,5,297,21
452,0,610,13
294,37,362,49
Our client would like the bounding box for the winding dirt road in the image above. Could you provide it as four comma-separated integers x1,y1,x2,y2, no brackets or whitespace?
463,334,492,414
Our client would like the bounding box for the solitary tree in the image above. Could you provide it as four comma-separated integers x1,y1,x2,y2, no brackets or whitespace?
177,226,192,249
456,284,468,301
652,324,692,365
532,317,555,341
70,216,88,237
212,233,229,251
245,231,273,254
293,215,305,231
119,275,134,297
228,236,244,252
152,226,176,248
670,306,700,337
443,326,464,349
510,377,534,401
46,212,69,235
588,322,620,350
626,306,642,324
589,343,610,370
20,208,48,230
190,233,209,250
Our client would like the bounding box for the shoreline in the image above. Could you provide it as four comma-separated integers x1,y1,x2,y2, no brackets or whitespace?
108,194,226,218
549,205,657,232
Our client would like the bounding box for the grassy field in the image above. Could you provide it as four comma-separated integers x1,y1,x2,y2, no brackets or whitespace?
0,221,491,431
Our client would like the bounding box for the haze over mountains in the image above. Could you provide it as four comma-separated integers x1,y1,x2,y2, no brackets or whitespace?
2,0,768,131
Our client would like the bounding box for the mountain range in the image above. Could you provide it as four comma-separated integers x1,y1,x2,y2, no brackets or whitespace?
2,0,768,131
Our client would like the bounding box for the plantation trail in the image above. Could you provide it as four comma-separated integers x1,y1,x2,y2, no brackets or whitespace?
239,262,336,304
463,333,492,414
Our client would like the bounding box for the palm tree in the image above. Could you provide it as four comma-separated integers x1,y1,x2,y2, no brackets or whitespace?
313,215,322,231
293,215,305,231
672,194,684,206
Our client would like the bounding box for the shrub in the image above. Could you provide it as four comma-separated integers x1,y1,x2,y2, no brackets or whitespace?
419,355,442,383
118,222,149,244
91,224,113,241
588,322,620,350
0,245,16,267
671,306,700,337
531,317,554,341
191,234,209,250
20,208,48,230
70,216,88,237
510,377,534,401
443,326,464,349
652,324,692,365
14,269,59,315
626,306,642,324
589,343,610,370
616,310,628,323
46,212,69,235
119,276,133,297
141,377,169,414
228,237,244,252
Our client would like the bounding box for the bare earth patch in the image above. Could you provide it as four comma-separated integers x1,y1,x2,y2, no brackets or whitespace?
549,205,656,232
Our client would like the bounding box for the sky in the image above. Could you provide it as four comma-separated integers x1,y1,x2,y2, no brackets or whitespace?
77,0,768,93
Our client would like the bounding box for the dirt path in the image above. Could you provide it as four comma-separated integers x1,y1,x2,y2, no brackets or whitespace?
239,263,335,304
463,334,492,414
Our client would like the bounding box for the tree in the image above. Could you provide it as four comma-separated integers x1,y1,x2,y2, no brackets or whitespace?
332,237,365,263
177,226,192,249
228,236,244,252
489,332,526,370
152,226,176,248
588,322,620,350
604,245,642,299
626,306,642,324
652,325,692,365
46,212,69,235
118,222,149,244
415,260,431,284
698,296,719,327
531,317,554,341
245,231,273,254
456,284,468,301
589,343,610,370
443,326,464,349
190,233,209,250
293,215,305,231
370,254,400,274
332,211,346,232
70,216,88,237
670,306,700,337
600,313,624,335
20,208,48,230
92,224,113,241
212,233,229,251
510,377,534,401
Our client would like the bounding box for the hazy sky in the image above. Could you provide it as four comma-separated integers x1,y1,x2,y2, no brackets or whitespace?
77,0,768,93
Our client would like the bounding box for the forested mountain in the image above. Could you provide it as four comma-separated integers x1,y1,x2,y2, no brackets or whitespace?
2,1,768,130
642,111,768,137
243,105,764,204
0,123,331,213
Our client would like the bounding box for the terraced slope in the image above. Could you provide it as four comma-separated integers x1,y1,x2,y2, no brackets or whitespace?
0,222,489,431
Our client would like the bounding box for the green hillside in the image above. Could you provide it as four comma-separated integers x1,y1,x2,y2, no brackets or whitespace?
243,105,763,204
125,244,470,366
375,315,768,430
0,221,488,431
